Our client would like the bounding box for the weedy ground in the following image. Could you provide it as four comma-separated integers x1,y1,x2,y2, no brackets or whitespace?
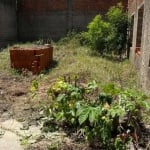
0,39,149,149
0,39,138,88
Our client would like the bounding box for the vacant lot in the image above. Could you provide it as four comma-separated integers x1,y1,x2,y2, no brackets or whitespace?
0,40,149,149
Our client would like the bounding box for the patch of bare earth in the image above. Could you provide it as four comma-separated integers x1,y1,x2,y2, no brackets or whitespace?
0,73,40,123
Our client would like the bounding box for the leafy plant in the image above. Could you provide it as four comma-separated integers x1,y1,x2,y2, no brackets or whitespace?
30,79,39,98
82,15,110,53
107,3,129,58
81,3,129,58
114,137,127,150
40,77,150,149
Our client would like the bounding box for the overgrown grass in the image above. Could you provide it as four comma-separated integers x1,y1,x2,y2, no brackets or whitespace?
46,38,138,89
0,39,138,89
0,47,10,74
0,38,149,149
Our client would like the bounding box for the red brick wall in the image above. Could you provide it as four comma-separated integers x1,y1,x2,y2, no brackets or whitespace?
18,0,67,12
19,0,127,12
73,0,127,11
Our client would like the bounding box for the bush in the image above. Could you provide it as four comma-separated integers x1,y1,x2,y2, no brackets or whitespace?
40,77,150,149
107,3,129,58
82,15,110,53
82,3,129,58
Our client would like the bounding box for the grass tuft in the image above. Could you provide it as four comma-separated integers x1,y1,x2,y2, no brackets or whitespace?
0,40,138,89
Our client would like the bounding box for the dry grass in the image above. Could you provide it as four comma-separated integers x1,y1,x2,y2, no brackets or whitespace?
0,39,138,89
44,39,138,89
0,47,10,74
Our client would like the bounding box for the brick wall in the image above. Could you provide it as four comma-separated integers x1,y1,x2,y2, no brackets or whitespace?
73,0,127,11
17,0,127,41
0,0,17,48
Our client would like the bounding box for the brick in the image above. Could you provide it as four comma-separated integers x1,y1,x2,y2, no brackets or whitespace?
10,46,53,74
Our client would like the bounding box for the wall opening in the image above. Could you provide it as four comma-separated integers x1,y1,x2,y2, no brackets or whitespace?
136,5,144,48
130,15,134,47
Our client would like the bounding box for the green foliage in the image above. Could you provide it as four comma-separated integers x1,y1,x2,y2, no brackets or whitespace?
114,137,127,150
41,77,150,148
58,31,81,48
82,15,110,53
107,3,129,57
30,79,39,98
81,3,129,58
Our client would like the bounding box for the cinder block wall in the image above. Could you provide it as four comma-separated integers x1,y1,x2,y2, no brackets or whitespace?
0,0,17,48
128,0,144,69
72,0,127,31
140,0,150,94
0,0,127,47
17,0,68,41
17,0,127,41
128,0,143,14
128,0,150,94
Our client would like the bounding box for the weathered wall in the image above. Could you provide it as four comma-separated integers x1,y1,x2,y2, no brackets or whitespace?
140,0,150,94
17,0,68,41
18,0,127,41
72,0,127,31
128,0,143,14
0,0,128,47
128,0,144,68
129,0,150,94
0,0,17,48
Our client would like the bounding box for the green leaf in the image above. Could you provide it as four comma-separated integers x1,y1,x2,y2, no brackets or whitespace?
142,101,150,111
102,83,120,95
89,107,96,124
87,80,98,90
30,80,39,92
55,111,65,121
77,106,90,125
57,94,66,102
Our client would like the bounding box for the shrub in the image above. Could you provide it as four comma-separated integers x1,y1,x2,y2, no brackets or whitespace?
107,3,129,58
40,77,150,149
82,3,129,58
82,15,110,53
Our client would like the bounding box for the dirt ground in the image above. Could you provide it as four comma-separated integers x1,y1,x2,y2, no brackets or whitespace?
0,72,40,124
0,72,150,150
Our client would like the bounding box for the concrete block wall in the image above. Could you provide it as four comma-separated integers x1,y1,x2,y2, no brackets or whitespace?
128,0,143,14
0,0,127,45
0,0,17,48
140,0,150,94
129,0,150,94
128,0,144,67
17,0,127,41
17,0,68,41
72,0,127,31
